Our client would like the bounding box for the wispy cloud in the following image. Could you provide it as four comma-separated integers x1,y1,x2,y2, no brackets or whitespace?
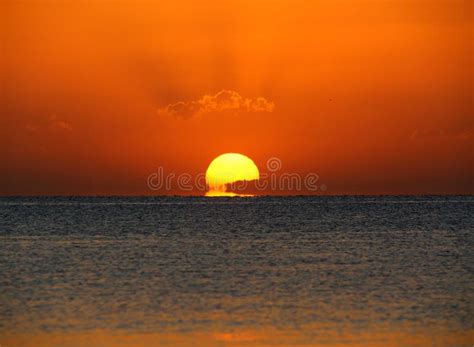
158,90,275,119
25,115,72,132
48,115,73,131
410,123,473,141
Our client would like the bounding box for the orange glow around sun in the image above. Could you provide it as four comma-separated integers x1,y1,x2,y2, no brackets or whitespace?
205,153,259,197
1,0,472,195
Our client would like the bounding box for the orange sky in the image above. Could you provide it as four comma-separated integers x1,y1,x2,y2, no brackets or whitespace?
1,0,473,195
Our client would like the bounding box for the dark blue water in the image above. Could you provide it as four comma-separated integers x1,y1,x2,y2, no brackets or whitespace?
1,196,473,345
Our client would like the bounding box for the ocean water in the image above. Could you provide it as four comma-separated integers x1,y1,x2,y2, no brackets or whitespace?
0,196,473,346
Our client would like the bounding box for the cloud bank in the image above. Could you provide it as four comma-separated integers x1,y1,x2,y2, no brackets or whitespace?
158,90,275,119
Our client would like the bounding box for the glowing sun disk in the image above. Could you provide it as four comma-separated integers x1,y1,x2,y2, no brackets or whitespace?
205,153,259,197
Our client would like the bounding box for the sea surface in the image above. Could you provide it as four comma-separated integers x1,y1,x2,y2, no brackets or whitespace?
0,196,473,346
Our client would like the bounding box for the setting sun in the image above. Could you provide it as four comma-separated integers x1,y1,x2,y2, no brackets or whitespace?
205,153,259,197
1,1,472,347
